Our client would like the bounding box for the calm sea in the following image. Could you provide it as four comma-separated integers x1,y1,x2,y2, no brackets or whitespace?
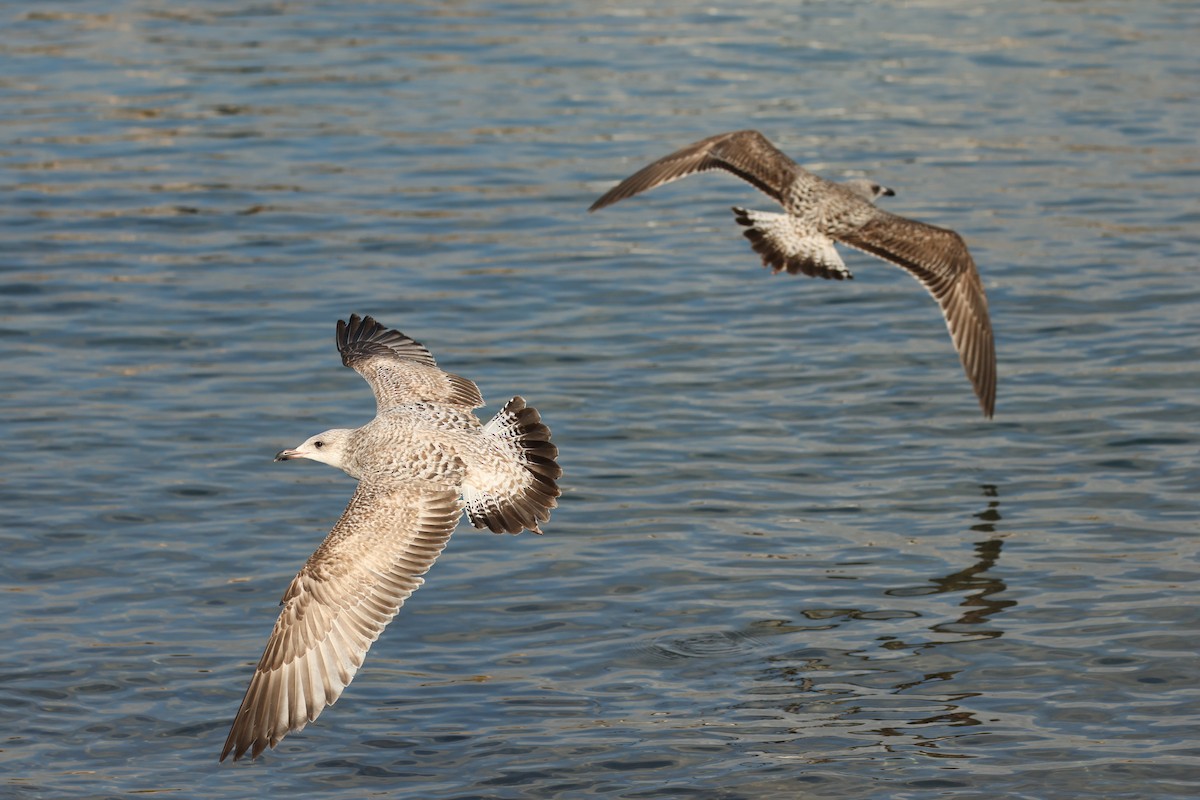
1,1,1197,798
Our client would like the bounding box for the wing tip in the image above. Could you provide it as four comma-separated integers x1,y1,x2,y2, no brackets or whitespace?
336,314,439,369
978,374,996,419
979,394,995,419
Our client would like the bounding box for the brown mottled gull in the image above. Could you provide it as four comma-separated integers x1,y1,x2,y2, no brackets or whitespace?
220,314,561,762
589,129,996,418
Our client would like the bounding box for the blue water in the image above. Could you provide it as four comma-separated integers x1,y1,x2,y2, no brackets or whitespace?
2,2,1197,798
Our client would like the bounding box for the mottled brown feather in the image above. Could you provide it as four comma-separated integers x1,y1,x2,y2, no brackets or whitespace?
589,130,799,210
836,213,995,418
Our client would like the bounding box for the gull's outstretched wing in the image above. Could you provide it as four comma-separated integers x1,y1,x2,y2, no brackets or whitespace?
337,314,483,411
836,211,996,418
589,130,799,210
220,482,464,761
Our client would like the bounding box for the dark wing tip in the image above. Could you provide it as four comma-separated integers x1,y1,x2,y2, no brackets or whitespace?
336,314,438,369
978,360,997,419
219,682,275,762
218,720,256,763
589,179,643,213
218,740,251,763
337,313,382,367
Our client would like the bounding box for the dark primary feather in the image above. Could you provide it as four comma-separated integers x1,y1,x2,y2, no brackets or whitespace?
589,130,799,210
336,314,484,410
338,313,440,369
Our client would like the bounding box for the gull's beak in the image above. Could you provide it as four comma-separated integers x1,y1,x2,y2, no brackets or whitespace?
274,448,301,462
880,185,896,197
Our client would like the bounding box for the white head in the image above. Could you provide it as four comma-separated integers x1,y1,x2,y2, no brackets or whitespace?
842,178,896,203
274,428,355,471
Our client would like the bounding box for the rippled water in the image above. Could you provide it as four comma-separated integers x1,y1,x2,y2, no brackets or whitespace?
2,1,1198,798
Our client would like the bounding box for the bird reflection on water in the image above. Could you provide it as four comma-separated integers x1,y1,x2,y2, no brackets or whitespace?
723,486,1016,759
886,485,1015,635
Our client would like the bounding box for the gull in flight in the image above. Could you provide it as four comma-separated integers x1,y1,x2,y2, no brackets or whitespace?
221,314,561,761
589,129,996,418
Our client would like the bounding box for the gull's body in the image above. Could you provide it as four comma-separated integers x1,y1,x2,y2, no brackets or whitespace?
589,129,996,418
220,315,560,761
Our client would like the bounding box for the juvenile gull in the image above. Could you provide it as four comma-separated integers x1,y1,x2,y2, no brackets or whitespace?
220,314,561,762
589,129,996,418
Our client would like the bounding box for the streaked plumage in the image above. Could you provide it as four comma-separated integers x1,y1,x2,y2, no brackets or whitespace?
590,129,996,418
220,315,560,762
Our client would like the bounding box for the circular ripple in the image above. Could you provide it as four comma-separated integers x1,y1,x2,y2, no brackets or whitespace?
648,630,762,660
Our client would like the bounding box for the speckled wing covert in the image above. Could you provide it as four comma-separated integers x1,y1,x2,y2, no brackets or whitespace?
220,483,464,762
589,130,798,210
337,313,483,410
836,211,996,418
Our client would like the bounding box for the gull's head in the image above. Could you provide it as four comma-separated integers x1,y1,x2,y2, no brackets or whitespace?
842,178,896,203
274,428,354,469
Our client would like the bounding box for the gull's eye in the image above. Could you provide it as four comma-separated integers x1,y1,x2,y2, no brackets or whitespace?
314,441,325,449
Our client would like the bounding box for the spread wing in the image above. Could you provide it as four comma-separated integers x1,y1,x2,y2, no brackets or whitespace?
337,314,483,411
836,212,996,418
589,130,800,211
220,483,464,761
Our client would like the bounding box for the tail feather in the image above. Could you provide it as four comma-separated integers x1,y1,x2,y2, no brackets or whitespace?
731,206,853,280
465,397,561,535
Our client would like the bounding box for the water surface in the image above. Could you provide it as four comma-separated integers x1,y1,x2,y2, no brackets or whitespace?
1,2,1197,798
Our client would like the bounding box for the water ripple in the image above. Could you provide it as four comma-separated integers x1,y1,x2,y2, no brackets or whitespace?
2,1,1197,798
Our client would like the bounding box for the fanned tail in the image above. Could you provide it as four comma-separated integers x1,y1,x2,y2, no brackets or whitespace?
465,397,561,535
732,206,853,280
